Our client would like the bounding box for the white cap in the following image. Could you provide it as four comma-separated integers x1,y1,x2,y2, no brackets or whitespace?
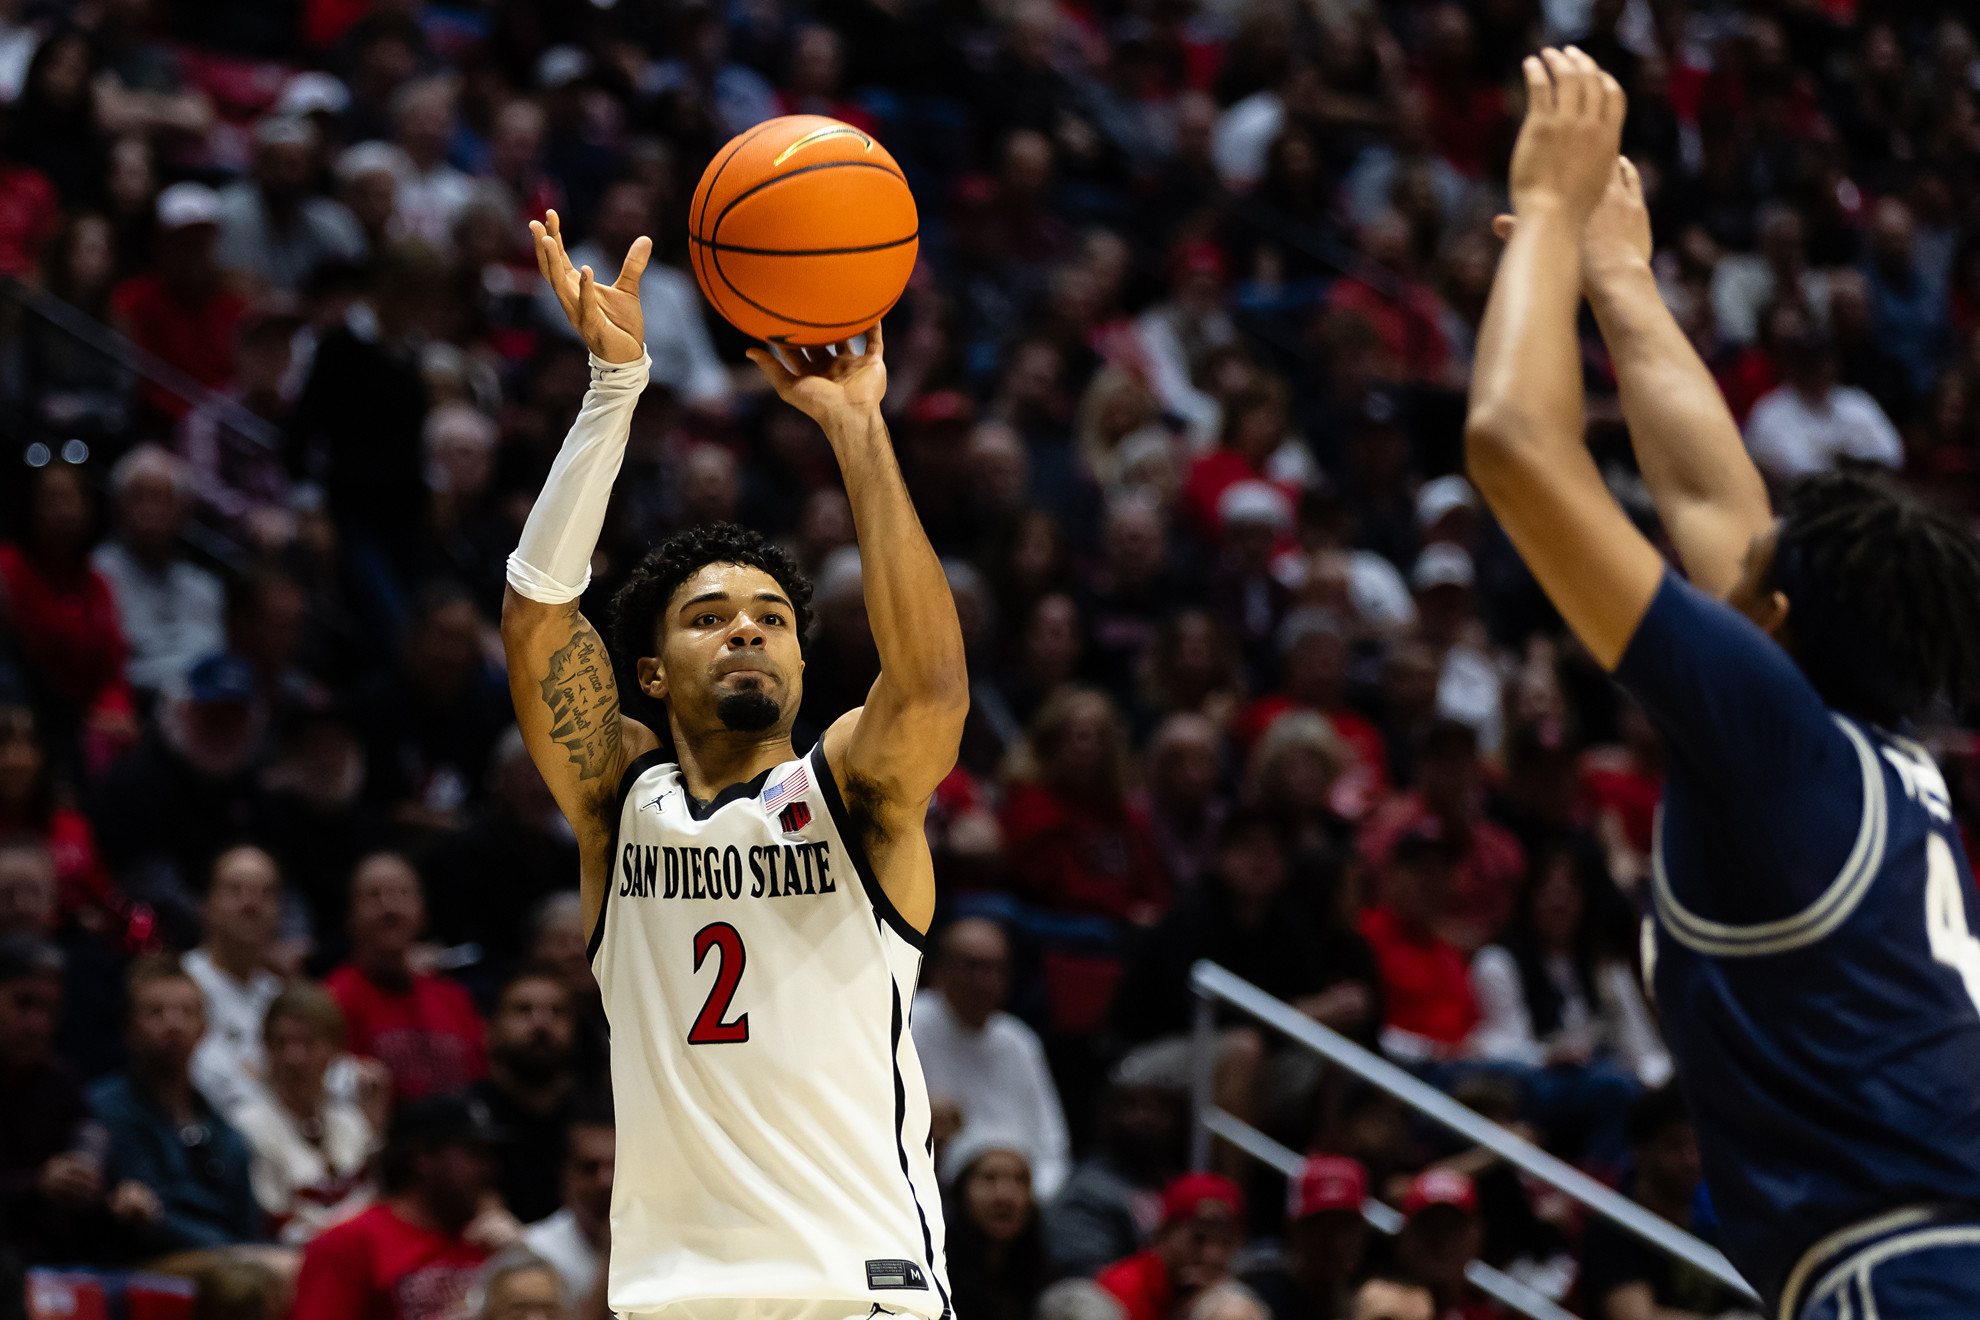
536,45,592,89
1415,474,1476,529
276,71,350,118
156,182,221,230
1412,542,1475,591
335,140,413,185
939,1126,1034,1186
1218,479,1293,533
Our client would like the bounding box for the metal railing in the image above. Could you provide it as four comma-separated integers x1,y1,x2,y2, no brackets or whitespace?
1187,960,1761,1319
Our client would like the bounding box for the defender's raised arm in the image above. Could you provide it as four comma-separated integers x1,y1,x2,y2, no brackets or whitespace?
501,210,661,914
749,328,969,933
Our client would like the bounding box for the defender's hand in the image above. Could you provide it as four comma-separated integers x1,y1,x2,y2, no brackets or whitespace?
1492,156,1654,286
1508,47,1626,225
531,208,648,365
746,324,888,429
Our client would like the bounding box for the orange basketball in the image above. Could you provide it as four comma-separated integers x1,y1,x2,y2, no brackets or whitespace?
688,116,919,346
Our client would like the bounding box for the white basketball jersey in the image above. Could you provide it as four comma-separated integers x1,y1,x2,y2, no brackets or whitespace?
590,741,951,1319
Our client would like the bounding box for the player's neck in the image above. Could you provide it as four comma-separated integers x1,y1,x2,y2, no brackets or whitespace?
671,726,797,802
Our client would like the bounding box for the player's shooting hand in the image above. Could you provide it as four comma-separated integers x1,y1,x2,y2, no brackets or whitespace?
746,323,888,429
1507,47,1626,225
531,208,649,365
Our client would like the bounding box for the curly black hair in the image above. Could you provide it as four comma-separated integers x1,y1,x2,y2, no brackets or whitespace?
608,522,815,662
1771,467,1980,724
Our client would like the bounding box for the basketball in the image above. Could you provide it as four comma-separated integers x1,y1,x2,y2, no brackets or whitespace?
688,116,919,346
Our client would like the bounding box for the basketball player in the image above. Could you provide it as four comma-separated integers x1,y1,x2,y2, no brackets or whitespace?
501,211,967,1320
1465,48,1980,1320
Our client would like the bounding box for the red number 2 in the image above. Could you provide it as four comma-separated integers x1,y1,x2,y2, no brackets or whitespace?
688,922,750,1044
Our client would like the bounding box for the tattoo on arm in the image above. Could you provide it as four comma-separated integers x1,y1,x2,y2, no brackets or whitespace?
539,621,622,782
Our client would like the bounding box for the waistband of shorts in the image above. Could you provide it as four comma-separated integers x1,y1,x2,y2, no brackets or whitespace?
1778,1202,1980,1320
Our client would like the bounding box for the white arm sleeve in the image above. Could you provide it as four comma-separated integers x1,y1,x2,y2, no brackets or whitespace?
506,350,651,604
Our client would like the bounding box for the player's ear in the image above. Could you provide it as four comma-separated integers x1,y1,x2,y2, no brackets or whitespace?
637,654,668,701
1754,589,1792,642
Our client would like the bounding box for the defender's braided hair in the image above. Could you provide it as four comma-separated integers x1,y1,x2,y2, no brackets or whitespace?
609,522,815,663
1771,467,1980,724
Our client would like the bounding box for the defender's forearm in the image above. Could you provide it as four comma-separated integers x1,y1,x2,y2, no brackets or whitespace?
1468,202,1587,462
1586,259,1771,595
822,407,967,708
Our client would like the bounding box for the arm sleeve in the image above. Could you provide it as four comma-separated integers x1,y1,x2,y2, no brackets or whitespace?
505,352,651,604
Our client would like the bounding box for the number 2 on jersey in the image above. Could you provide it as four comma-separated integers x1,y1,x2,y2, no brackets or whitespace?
1925,833,1980,1017
689,922,750,1043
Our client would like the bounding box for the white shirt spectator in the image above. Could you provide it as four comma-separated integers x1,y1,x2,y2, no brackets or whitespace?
90,541,225,695
1744,383,1903,482
539,242,733,408
1211,90,1283,193
394,161,481,252
185,946,283,1121
524,1207,602,1310
214,181,367,293
1709,255,1831,346
233,1089,376,1243
911,988,1071,1198
1469,946,1673,1086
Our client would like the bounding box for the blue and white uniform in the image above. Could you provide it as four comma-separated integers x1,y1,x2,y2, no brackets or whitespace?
1616,571,1980,1319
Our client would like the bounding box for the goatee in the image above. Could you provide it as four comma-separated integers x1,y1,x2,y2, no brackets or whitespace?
717,690,781,732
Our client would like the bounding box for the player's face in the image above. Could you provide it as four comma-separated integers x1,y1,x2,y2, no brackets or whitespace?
646,563,805,737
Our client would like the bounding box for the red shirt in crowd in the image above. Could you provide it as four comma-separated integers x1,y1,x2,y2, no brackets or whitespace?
1234,696,1391,791
0,163,57,277
1178,449,1301,545
325,964,487,1105
1359,793,1524,951
1579,750,1661,858
1358,904,1478,1049
0,545,128,711
1094,1248,1174,1320
1000,781,1170,925
110,274,246,420
292,1203,487,1320
1326,275,1453,383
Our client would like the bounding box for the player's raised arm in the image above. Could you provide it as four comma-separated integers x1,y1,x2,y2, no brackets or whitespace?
502,211,662,877
1464,48,1665,671
749,327,968,931
1575,160,1773,598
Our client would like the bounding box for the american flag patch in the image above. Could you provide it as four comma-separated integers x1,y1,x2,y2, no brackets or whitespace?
762,765,809,811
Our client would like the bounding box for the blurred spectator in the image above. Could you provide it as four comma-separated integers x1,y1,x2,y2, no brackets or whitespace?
1742,306,1902,484
1038,1279,1131,1320
176,315,299,553
525,893,607,1089
0,702,113,918
292,1092,517,1320
326,852,487,1105
391,79,480,253
1862,197,1948,402
521,1097,612,1313
1408,548,1503,756
1045,1064,1186,1277
1001,687,1168,925
0,933,133,1266
913,918,1072,1198
415,403,509,616
111,183,247,423
469,968,578,1223
474,1250,569,1320
186,845,285,1121
1358,826,1479,1063
1577,1086,1753,1320
1325,213,1453,386
7,28,102,205
1236,610,1389,795
0,463,131,743
215,117,366,295
1361,720,1523,952
1137,713,1230,892
90,954,263,1254
1391,1171,1488,1320
423,729,581,973
1242,1156,1372,1320
1188,1283,1272,1320
534,179,731,410
1710,205,1828,348
232,982,378,1244
0,837,128,1083
90,445,226,696
89,653,268,930
1182,381,1303,541
941,1132,1054,1320
1097,1172,1245,1320
1347,1275,1435,1320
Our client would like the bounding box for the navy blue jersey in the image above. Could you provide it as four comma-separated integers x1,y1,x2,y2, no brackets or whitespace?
1614,571,1980,1307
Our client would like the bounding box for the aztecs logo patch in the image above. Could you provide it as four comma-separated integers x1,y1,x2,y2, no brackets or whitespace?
778,801,812,834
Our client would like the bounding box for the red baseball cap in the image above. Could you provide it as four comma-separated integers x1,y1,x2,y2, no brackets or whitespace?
1160,1172,1246,1227
1288,1155,1368,1219
1402,1169,1477,1218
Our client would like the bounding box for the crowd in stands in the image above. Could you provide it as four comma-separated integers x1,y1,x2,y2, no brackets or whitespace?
1,0,1978,1315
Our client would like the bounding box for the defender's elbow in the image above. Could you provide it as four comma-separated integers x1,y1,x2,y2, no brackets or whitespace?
1463,403,1538,484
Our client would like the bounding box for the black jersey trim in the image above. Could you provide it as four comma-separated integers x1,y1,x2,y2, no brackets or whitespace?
890,981,953,1320
681,763,777,821
810,741,926,952
589,749,673,965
